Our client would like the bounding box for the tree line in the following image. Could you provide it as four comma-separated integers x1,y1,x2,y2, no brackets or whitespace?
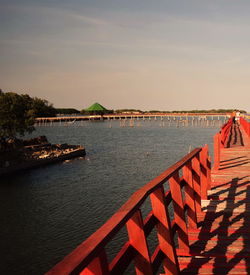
0,90,56,147
113,109,247,114
55,108,248,115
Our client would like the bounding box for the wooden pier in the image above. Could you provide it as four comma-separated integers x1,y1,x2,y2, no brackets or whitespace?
36,113,229,129
36,113,229,123
179,119,250,274
46,117,250,275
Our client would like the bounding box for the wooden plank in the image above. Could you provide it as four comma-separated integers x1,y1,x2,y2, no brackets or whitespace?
183,161,197,229
150,186,180,275
169,172,189,252
151,246,164,274
200,146,208,199
126,210,153,275
192,155,202,213
80,250,109,275
213,133,221,170
143,211,158,237
109,243,135,275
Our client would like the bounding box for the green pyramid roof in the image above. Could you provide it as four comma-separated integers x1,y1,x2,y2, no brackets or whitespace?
86,102,107,111
86,103,107,111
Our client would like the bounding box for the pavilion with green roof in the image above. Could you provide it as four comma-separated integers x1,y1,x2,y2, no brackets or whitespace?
85,102,109,115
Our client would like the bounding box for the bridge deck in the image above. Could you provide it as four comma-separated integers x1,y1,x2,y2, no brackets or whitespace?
179,124,250,274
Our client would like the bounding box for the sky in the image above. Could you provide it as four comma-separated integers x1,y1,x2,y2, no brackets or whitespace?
1,0,250,111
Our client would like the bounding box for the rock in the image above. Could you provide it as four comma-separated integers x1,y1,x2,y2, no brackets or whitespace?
0,135,86,176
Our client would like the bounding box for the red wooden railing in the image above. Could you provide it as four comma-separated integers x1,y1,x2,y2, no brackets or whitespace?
240,117,250,137
220,118,233,147
213,118,233,170
46,145,211,275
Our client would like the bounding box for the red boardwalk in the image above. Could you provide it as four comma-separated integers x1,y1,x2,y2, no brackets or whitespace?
46,117,250,275
179,122,250,274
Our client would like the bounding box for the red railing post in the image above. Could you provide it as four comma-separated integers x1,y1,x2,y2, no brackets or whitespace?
200,145,208,200
207,156,212,190
169,172,189,253
213,133,220,170
221,129,225,147
150,187,180,275
126,210,153,275
183,161,197,229
191,155,201,213
80,250,109,275
220,118,233,148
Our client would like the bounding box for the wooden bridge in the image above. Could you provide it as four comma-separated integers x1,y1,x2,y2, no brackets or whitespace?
36,113,229,123
46,117,250,275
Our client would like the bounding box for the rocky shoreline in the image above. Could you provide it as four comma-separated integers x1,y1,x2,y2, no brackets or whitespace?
0,136,86,176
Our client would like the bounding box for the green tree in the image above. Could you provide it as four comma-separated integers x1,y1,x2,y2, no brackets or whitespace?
0,92,35,142
30,97,57,117
56,108,80,115
0,91,56,146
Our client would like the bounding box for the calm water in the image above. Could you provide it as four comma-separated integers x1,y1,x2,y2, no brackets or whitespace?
0,119,219,275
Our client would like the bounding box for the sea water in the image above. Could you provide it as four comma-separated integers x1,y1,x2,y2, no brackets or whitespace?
0,119,219,274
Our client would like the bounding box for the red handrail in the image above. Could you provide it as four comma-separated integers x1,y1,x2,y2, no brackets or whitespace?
240,117,250,137
213,118,234,170
46,146,211,275
220,118,233,147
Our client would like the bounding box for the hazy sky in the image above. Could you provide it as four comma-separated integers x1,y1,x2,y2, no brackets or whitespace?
1,0,250,111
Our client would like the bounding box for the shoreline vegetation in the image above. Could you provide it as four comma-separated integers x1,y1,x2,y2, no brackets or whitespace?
59,107,247,116
0,90,83,176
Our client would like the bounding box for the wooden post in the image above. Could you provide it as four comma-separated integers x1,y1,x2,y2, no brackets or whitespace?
207,156,212,190
192,155,201,213
213,133,220,170
126,210,153,275
200,145,208,200
221,129,225,147
183,161,197,229
150,187,180,275
169,172,189,253
80,250,109,275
